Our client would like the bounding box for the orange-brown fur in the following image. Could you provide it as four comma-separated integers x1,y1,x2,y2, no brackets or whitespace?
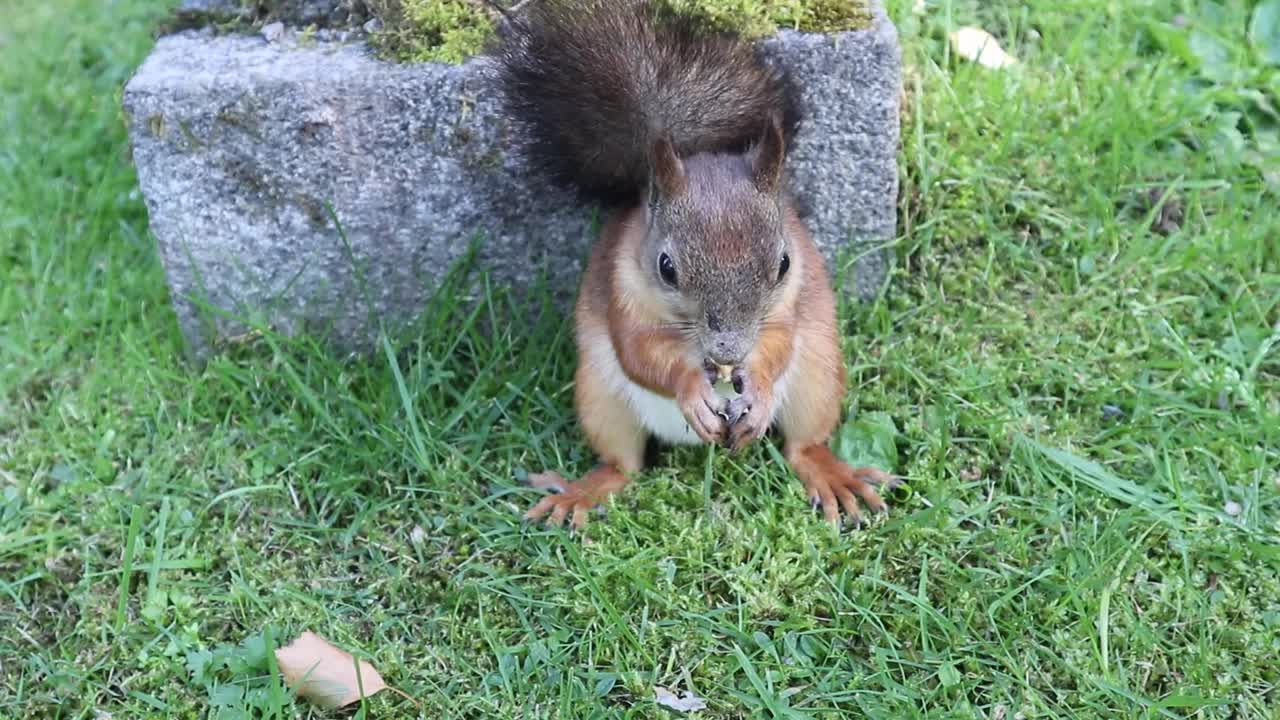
503,1,897,533
525,204,899,532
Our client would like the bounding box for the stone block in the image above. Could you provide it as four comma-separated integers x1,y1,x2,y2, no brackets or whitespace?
122,2,900,356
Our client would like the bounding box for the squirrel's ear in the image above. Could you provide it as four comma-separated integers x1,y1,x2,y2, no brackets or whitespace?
749,114,786,194
650,135,687,200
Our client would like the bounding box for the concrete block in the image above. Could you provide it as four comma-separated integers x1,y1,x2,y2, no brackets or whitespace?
122,2,900,355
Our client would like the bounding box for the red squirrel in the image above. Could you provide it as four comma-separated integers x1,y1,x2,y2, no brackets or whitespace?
489,0,898,531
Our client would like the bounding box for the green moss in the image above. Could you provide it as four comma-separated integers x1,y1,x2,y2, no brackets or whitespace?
159,0,872,65
795,0,873,32
370,0,871,65
655,0,872,38
367,0,495,64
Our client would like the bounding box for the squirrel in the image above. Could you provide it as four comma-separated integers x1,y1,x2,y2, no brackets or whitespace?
488,0,899,531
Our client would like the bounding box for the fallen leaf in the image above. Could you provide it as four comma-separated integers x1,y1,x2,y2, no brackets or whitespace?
833,411,899,473
655,685,707,713
949,27,1018,69
275,631,387,709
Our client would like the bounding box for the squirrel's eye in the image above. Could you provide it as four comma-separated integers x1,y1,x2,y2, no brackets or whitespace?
658,252,678,288
778,253,791,281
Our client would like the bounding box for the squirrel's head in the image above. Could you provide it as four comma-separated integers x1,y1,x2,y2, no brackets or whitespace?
637,115,799,368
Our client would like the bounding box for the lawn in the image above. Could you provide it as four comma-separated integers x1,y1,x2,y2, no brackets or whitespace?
2,0,1278,718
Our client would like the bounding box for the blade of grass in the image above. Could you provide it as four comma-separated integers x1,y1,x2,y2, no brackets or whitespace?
114,503,146,632
146,496,170,602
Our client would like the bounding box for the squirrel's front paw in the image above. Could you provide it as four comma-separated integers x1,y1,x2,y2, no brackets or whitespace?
677,369,728,443
725,368,773,451
524,467,629,531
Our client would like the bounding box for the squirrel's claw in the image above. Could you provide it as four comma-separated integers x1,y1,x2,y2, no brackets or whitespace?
525,493,593,531
527,471,571,493
678,370,729,443
724,376,771,452
726,408,768,451
719,394,752,427
522,466,630,534
789,446,893,531
684,396,724,443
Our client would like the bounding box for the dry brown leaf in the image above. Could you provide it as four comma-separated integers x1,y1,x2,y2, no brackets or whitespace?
275,631,388,710
949,27,1018,69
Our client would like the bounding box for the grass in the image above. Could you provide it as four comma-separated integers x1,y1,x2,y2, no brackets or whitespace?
2,0,1279,717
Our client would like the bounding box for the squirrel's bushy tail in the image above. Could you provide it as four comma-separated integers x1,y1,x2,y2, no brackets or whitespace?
490,0,802,206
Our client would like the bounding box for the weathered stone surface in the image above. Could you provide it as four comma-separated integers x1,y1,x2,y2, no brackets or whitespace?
762,16,901,300
123,3,900,356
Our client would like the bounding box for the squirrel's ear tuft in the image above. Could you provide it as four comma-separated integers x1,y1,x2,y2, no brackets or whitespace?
650,135,688,200
749,113,786,194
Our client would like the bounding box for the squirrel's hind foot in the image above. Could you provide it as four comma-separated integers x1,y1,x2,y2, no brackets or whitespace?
523,466,631,532
785,444,900,529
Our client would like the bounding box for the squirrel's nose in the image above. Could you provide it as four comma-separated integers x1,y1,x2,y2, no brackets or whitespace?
707,336,745,367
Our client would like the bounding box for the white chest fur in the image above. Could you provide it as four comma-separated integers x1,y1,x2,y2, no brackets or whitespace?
583,336,794,446
585,338,702,445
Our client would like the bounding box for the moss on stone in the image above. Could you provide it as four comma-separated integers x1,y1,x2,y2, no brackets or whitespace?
162,0,872,65
367,0,495,64
373,0,872,63
655,0,872,38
